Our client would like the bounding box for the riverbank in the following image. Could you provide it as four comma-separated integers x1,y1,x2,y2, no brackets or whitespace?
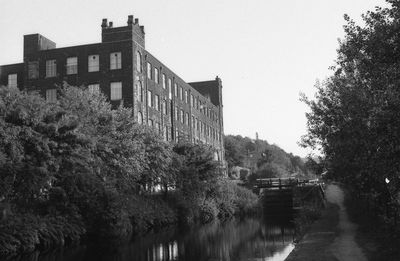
0,179,259,258
286,184,367,261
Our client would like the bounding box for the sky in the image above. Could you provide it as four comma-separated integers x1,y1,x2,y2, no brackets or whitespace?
0,0,388,157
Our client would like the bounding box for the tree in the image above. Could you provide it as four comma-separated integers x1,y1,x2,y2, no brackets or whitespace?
224,135,244,170
301,0,400,214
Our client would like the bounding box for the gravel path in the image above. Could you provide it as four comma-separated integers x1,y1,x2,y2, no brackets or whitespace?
285,183,368,261
326,184,367,261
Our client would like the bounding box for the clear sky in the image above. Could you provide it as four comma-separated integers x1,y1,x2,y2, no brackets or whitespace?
0,0,387,157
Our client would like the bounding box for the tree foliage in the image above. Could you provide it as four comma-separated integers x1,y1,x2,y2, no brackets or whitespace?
301,0,400,217
0,84,259,256
224,135,310,178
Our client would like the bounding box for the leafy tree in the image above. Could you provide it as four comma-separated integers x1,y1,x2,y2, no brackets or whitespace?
224,135,244,169
223,134,311,178
301,0,400,217
256,149,272,168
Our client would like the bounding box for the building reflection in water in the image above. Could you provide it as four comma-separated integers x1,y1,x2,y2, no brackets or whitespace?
14,216,295,261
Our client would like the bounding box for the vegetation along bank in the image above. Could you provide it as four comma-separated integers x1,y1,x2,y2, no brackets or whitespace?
0,85,259,257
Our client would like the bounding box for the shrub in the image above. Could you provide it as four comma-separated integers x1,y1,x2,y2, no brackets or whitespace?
0,213,85,257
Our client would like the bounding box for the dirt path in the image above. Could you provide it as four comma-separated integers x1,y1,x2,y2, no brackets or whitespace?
326,184,367,261
285,183,368,261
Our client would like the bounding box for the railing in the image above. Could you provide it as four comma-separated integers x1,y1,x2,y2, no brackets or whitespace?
254,178,323,190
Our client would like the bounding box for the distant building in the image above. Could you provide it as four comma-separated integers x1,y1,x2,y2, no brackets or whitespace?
0,15,225,162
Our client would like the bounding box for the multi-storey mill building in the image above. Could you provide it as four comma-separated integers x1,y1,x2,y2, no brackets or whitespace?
0,15,225,162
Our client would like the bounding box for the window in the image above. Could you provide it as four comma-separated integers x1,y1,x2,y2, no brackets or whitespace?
110,82,122,100
180,110,184,124
168,79,172,99
46,59,57,78
136,51,142,72
46,89,57,103
155,95,160,110
147,90,152,107
28,61,39,79
88,84,100,94
138,111,143,124
8,74,17,88
164,127,168,141
162,74,166,89
110,52,122,70
185,90,188,103
154,68,159,83
88,55,99,72
137,81,143,102
185,113,189,126
148,119,154,127
179,87,183,100
147,62,152,79
174,83,178,97
162,99,167,115
66,57,78,75
191,95,194,107
174,106,178,121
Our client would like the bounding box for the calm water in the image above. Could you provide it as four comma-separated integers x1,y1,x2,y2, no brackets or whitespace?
12,216,295,261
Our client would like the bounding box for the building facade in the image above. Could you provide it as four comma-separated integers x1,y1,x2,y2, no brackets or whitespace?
0,15,225,162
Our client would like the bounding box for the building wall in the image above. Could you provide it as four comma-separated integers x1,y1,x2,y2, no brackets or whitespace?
0,15,225,162
0,63,24,89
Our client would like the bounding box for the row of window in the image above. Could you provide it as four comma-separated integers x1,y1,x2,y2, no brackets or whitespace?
136,111,221,143
44,81,122,103
143,87,219,128
42,79,217,129
11,72,220,132
43,83,221,144
137,80,218,124
27,52,122,79
145,61,217,122
137,112,170,142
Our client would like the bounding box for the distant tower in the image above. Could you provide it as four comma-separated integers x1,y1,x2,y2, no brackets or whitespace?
256,132,259,141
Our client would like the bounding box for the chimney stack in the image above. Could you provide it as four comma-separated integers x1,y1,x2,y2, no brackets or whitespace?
108,21,113,28
127,15,134,25
101,18,108,28
135,18,139,24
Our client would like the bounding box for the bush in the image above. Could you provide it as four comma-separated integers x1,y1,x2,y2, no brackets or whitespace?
172,179,259,224
233,184,260,213
127,195,177,234
0,213,85,257
199,199,219,223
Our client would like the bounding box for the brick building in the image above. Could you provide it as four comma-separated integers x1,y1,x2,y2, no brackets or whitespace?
0,15,225,162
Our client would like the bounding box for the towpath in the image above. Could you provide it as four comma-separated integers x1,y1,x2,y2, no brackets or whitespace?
285,183,368,261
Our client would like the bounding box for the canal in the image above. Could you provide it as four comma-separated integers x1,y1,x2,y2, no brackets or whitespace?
11,216,295,261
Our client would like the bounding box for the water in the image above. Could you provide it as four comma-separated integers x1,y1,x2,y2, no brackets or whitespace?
12,216,295,261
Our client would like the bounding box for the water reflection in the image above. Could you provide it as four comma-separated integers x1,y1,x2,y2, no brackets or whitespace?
12,216,295,261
